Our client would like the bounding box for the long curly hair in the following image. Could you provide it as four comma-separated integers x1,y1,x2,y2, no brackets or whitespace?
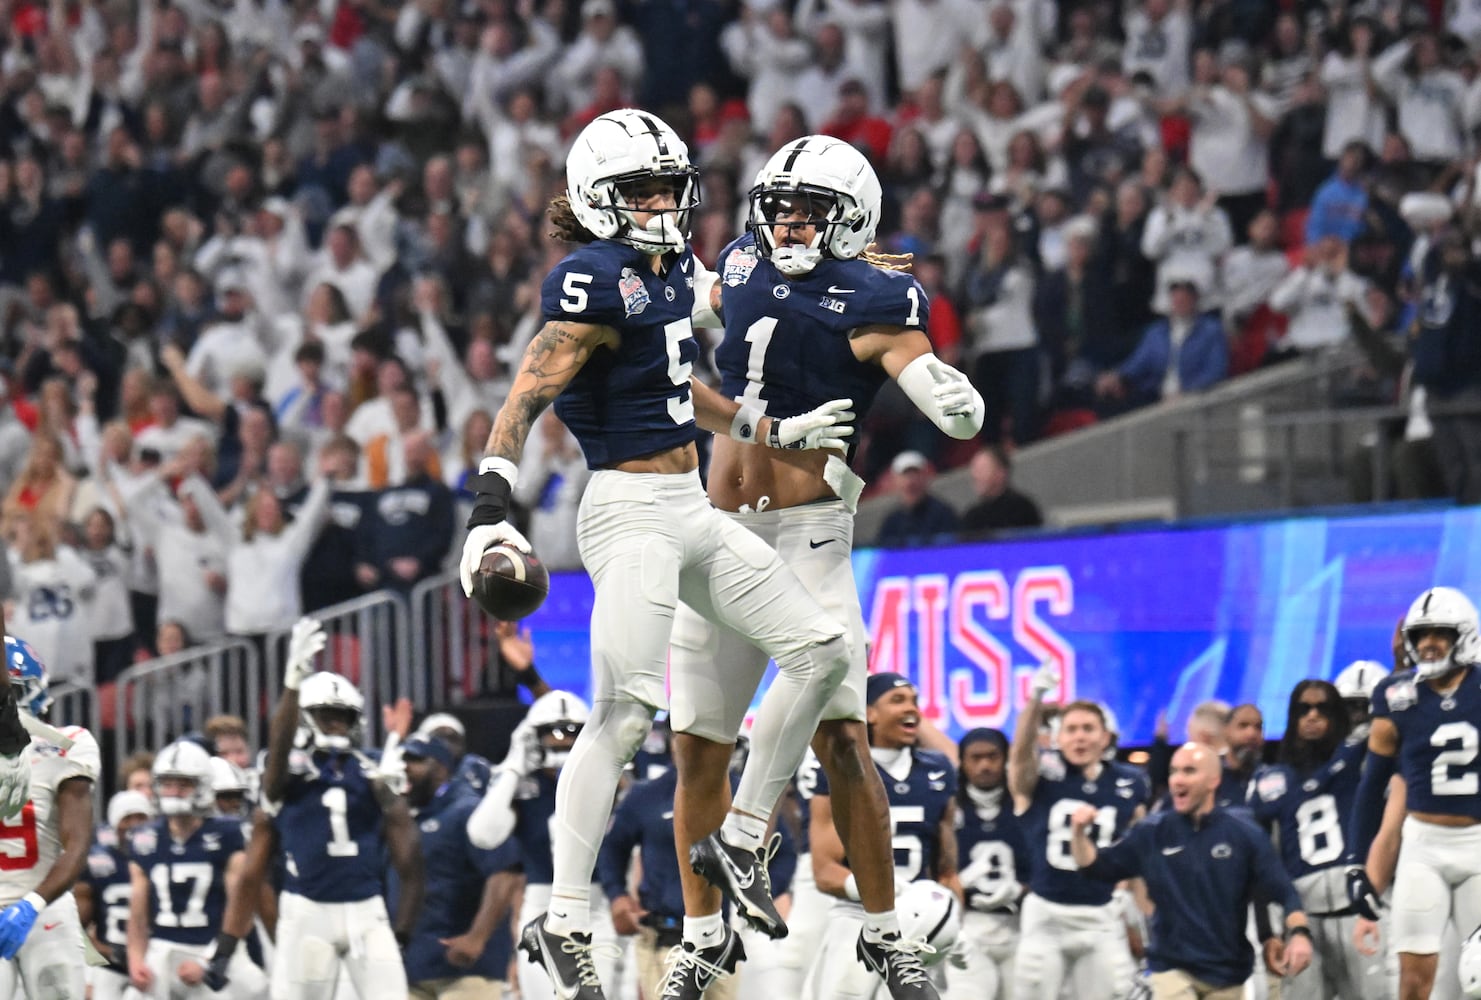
547,194,600,245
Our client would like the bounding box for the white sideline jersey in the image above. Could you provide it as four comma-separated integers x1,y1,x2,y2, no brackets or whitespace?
0,726,99,905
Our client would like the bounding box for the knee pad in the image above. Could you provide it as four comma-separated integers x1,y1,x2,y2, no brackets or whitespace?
587,700,654,764
793,634,850,689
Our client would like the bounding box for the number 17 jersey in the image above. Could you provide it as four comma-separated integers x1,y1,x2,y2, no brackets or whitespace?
714,234,929,425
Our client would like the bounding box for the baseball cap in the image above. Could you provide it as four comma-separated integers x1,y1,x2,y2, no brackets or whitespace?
867,671,914,706
891,450,928,475
414,712,466,740
108,790,156,829
402,736,455,771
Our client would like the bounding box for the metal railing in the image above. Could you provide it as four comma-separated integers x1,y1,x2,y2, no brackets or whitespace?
260,592,412,747
49,682,98,734
112,637,263,763
409,570,500,710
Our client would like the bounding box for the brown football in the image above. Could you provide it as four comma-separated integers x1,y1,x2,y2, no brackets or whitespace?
471,544,551,620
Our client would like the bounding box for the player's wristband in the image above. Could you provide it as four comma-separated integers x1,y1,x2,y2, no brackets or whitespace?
514,663,545,690
210,932,239,961
465,460,517,529
842,874,861,902
729,404,765,444
1285,925,1312,942
21,892,44,913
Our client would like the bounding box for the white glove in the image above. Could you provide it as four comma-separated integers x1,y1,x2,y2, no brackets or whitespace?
969,878,1020,913
768,399,855,451
1030,662,1060,700
500,721,540,778
927,361,976,417
284,617,327,691
459,522,534,598
0,754,30,821
947,938,970,971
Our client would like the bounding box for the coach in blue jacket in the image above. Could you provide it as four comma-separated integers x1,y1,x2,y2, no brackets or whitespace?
1070,743,1312,999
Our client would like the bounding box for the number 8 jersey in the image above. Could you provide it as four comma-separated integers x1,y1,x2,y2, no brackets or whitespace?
0,727,99,905
272,749,386,902
541,241,701,468
1372,667,1481,819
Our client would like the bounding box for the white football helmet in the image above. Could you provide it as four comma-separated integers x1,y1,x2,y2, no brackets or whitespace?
748,136,883,275
153,740,215,816
566,109,699,255
895,880,961,967
1462,923,1481,999
298,671,365,751
1402,587,1481,680
525,690,589,770
208,756,252,817
107,790,156,830
1333,660,1386,702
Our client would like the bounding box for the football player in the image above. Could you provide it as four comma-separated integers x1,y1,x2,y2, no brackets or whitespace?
948,728,1028,1000
0,617,32,819
260,617,424,1000
1249,681,1383,999
1334,660,1387,732
0,635,100,1000
125,740,268,999
803,673,962,1000
469,691,625,1000
457,107,861,1000
666,134,983,1000
1009,664,1147,1000
76,790,154,1000
1347,586,1481,1000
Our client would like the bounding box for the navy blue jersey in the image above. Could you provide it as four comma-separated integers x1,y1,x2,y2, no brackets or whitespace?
956,791,1030,911
514,772,559,886
272,750,386,902
816,749,955,883
1249,736,1367,881
399,787,520,984
541,241,700,468
1086,808,1303,988
84,843,133,951
452,754,492,797
714,234,927,431
1021,756,1147,906
1373,666,1481,819
129,818,244,946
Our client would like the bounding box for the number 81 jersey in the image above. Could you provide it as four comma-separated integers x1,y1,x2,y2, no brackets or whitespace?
0,728,99,906
1373,666,1481,819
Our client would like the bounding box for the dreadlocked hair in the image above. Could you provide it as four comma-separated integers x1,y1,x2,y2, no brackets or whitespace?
547,194,600,245
859,244,914,271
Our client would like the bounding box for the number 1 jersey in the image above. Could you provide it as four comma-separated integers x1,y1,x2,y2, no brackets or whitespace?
271,749,385,902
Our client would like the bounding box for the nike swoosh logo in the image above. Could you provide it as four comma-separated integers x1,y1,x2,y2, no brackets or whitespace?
724,853,757,890
1161,847,1183,856
42,922,60,931
826,285,854,294
662,810,674,820
809,539,835,549
680,259,691,272
928,771,947,781
1116,778,1135,786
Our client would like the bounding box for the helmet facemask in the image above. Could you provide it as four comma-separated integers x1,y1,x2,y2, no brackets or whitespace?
304,704,360,751
1407,624,1464,681
536,720,583,771
606,169,700,256
749,185,843,276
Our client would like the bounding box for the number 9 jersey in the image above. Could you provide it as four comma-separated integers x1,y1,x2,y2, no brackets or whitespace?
0,726,99,904
541,241,701,468
713,233,929,430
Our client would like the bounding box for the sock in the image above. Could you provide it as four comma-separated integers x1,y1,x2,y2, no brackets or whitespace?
544,891,589,937
863,910,900,943
682,912,725,949
719,811,768,853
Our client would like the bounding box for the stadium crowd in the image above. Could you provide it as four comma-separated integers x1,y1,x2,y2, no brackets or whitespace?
0,0,1478,690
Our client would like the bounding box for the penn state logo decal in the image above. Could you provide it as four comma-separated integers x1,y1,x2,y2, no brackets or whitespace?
618,268,650,317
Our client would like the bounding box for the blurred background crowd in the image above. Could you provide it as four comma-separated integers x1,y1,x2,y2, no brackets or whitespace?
1,0,1480,691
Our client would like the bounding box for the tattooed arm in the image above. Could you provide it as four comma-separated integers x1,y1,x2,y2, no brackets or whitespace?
459,319,614,593
483,319,616,463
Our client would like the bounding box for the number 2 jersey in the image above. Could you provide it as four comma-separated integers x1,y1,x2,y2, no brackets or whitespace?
541,241,700,468
1372,665,1481,820
0,727,99,905
714,233,929,427
128,816,244,946
1019,754,1148,907
270,748,386,902
84,841,132,957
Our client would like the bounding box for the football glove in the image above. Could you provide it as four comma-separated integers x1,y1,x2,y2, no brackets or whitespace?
284,617,327,692
1345,865,1382,921
0,893,42,959
203,933,238,991
766,399,855,451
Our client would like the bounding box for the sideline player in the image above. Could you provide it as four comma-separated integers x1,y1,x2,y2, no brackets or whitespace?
665,134,983,999
458,108,862,1000
804,674,962,999
0,617,31,817
125,740,268,999
77,791,155,1000
1009,664,1146,1000
0,635,99,999
261,617,424,1000
1249,681,1382,999
1346,586,1481,1000
947,728,1027,1000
